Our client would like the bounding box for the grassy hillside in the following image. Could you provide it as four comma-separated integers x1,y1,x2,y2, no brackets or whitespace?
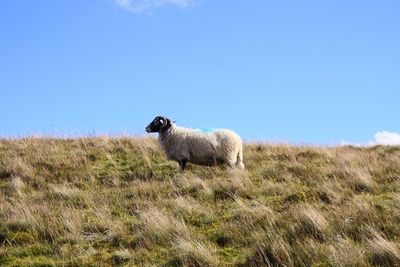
0,137,400,266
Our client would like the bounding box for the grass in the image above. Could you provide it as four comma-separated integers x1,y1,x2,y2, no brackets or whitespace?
0,137,399,266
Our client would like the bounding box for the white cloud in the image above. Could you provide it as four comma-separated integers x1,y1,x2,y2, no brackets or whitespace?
339,140,363,147
115,0,195,14
341,131,400,147
368,131,400,146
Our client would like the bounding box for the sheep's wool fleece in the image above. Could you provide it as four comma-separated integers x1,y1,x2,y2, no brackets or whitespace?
159,124,242,165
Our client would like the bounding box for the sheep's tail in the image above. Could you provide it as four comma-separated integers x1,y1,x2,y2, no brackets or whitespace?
236,146,245,170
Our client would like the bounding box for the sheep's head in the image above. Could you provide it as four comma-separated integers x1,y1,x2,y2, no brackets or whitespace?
146,116,172,133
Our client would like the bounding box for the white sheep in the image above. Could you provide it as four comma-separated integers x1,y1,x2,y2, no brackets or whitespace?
145,116,245,172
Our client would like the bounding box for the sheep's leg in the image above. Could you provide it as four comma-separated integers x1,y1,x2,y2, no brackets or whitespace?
236,149,245,169
179,159,187,173
227,160,236,168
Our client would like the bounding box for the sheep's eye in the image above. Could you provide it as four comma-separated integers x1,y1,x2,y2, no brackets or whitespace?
159,119,164,124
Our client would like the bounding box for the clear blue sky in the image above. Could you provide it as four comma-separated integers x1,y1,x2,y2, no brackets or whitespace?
1,0,399,144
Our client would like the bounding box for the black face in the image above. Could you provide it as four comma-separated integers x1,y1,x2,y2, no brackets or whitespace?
145,116,171,133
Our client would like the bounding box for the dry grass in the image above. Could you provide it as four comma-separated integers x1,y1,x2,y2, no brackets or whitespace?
0,137,400,266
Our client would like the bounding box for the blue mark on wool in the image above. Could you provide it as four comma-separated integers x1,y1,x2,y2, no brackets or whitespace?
198,128,215,133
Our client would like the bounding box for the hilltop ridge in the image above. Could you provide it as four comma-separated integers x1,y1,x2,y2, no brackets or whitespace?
0,137,400,266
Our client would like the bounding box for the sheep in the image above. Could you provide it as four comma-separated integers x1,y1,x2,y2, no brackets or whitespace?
145,116,245,172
